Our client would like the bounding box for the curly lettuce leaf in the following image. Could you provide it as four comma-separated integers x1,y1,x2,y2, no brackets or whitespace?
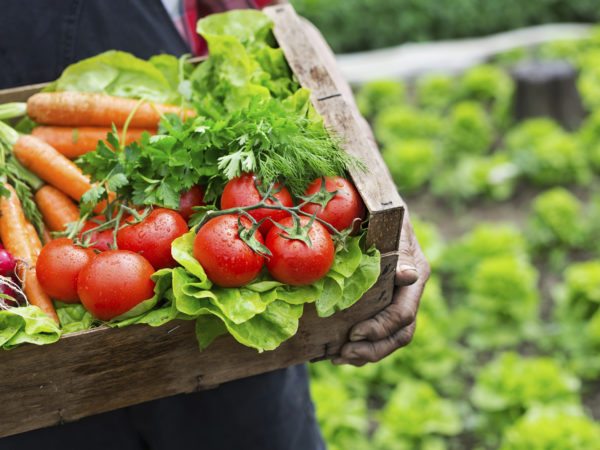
55,301,96,334
169,231,380,352
192,9,297,108
0,306,61,349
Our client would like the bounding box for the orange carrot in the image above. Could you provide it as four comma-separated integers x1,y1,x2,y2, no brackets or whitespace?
12,135,107,213
22,273,59,324
0,184,59,324
31,126,157,158
42,223,53,245
25,220,42,262
0,185,32,269
34,185,80,232
27,92,196,128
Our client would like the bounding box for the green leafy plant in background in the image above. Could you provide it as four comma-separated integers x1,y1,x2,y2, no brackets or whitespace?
578,109,600,172
373,377,463,450
438,224,539,349
310,377,371,450
430,152,518,204
355,79,406,120
459,253,540,350
438,223,528,290
415,74,456,112
577,58,600,112
382,139,437,194
442,101,494,160
525,187,588,260
503,118,591,187
471,352,581,447
411,215,446,270
373,106,444,147
455,64,515,130
552,260,600,379
499,405,600,450
365,64,520,206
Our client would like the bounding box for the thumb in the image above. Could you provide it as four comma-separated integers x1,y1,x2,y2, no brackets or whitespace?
395,259,419,286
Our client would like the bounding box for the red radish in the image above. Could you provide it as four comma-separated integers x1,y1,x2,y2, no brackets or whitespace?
0,249,16,277
0,276,20,307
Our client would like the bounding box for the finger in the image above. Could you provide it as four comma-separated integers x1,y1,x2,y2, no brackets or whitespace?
332,321,417,366
348,280,424,342
396,263,419,286
395,214,420,286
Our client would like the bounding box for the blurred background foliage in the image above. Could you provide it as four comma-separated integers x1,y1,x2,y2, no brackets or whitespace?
290,0,600,53
293,2,600,449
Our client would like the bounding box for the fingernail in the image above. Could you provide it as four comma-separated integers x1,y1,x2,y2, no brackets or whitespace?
399,264,418,276
349,331,365,342
331,357,346,365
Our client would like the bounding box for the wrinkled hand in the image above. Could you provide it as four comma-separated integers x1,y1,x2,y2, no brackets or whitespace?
332,212,430,366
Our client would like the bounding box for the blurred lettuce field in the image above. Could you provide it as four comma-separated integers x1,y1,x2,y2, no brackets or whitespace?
290,0,600,53
307,27,600,450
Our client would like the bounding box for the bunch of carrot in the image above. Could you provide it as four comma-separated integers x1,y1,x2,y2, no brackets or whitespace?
0,91,194,324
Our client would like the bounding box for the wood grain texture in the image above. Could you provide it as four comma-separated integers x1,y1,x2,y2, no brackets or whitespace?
0,252,397,438
0,83,48,104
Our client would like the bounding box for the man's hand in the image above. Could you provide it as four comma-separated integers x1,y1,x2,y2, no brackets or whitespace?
332,213,430,366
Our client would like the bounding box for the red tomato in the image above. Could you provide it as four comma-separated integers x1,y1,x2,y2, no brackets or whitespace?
179,185,207,221
36,238,95,303
300,176,366,234
117,208,188,269
79,215,114,251
265,216,335,286
77,250,156,320
193,214,264,288
220,173,293,236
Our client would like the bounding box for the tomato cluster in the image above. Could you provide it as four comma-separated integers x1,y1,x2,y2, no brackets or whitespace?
37,208,189,320
194,174,365,288
35,176,364,320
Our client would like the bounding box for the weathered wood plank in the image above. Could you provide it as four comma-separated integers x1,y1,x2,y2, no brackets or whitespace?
0,252,397,438
0,83,47,104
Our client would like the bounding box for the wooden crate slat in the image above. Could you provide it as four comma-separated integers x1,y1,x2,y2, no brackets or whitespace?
0,83,47,104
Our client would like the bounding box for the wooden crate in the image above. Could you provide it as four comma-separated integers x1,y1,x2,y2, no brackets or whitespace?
0,3,403,438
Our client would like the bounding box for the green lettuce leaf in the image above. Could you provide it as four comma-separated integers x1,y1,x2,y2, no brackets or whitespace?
0,306,61,349
171,231,212,286
55,301,96,334
46,50,182,104
169,230,380,351
195,315,228,351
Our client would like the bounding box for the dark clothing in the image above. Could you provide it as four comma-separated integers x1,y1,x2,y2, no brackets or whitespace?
0,1,325,448
1,0,189,89
0,365,325,450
